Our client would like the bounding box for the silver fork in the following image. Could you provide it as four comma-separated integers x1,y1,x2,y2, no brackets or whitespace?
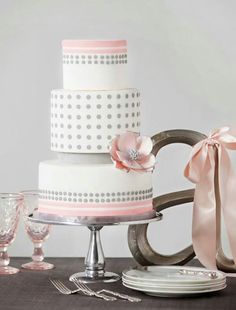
72,280,117,301
73,280,141,303
50,279,116,301
96,289,141,302
179,269,218,279
50,279,84,295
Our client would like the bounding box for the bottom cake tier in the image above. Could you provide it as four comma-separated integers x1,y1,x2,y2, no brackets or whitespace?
38,160,154,221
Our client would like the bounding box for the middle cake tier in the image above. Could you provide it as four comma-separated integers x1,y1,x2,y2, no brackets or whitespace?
51,88,141,153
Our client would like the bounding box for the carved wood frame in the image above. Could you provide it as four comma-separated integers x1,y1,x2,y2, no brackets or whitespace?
127,129,206,266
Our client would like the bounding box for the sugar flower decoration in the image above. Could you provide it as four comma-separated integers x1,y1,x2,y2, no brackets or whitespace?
110,132,156,172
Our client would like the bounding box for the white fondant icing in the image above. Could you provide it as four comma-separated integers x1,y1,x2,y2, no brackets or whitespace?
63,58,129,90
57,153,111,164
51,89,141,153
38,160,153,204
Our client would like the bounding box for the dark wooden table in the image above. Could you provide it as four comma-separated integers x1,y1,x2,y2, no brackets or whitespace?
0,258,235,310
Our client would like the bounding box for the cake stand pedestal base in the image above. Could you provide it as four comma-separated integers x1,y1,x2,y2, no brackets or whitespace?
69,225,120,283
69,271,120,283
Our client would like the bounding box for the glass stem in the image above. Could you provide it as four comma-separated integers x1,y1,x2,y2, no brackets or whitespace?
32,242,44,263
0,246,10,267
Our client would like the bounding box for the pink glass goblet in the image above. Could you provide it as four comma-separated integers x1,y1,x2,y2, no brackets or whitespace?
0,193,22,275
21,190,54,270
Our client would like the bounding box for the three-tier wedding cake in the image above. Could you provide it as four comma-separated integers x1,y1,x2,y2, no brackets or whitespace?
38,40,155,222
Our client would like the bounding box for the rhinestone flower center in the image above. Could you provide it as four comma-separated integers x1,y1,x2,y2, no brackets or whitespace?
128,149,139,160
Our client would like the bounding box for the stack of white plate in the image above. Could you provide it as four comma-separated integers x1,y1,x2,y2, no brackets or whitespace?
122,266,226,297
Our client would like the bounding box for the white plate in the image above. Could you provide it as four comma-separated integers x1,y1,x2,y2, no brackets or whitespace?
122,276,225,288
123,282,227,297
123,266,226,285
122,277,226,290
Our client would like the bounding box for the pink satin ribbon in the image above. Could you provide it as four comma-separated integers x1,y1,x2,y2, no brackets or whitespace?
38,199,153,217
184,127,236,269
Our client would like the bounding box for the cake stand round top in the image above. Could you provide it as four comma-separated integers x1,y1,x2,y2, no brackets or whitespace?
27,211,162,227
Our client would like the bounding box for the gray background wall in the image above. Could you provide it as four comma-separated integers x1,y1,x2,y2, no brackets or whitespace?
0,0,235,258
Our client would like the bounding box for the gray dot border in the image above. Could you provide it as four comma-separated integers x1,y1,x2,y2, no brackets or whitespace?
39,188,153,203
63,53,127,65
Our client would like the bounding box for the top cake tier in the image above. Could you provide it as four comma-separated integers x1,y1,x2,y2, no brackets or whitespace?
62,40,128,90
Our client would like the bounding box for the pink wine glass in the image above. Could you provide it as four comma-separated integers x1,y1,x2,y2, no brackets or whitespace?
0,193,22,275
21,190,54,270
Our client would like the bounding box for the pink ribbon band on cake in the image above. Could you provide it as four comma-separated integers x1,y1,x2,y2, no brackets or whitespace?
184,127,236,269
63,48,127,54
62,40,127,48
38,199,153,217
62,40,127,54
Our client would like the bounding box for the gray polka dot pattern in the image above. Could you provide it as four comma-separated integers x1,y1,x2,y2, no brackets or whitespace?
50,89,141,153
39,188,152,203
63,53,128,65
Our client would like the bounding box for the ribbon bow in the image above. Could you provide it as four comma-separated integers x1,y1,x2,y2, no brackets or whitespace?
184,127,236,269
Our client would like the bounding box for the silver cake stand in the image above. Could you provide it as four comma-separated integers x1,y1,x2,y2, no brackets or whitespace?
28,212,162,283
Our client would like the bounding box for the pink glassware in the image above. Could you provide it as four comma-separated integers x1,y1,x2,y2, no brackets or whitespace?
21,190,54,270
0,193,23,275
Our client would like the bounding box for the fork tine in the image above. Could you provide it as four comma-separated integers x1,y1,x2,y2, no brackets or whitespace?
74,280,92,293
76,280,91,291
50,279,70,295
73,280,91,294
50,279,62,291
56,280,72,294
50,280,62,292
54,280,70,294
50,279,67,294
80,282,93,293
76,281,89,291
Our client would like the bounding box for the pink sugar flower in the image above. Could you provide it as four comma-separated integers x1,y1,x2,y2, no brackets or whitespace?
110,132,156,172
